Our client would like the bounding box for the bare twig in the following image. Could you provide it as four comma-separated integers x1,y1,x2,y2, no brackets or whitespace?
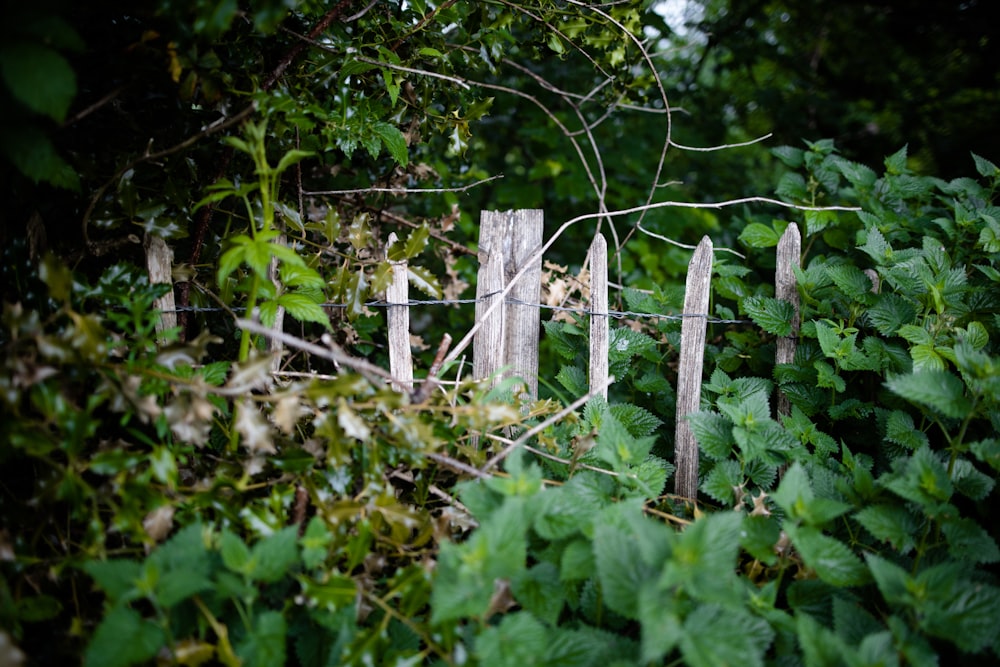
670,133,773,152
304,175,502,196
480,376,615,473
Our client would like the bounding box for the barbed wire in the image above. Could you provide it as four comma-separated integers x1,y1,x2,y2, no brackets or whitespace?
159,293,750,325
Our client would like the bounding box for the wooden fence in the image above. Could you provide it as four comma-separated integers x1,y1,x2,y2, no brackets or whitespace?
147,209,802,502
382,209,802,501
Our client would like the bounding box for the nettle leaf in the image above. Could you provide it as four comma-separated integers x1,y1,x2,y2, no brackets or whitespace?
942,517,1000,563
687,411,735,460
555,365,587,395
610,403,662,439
741,515,782,565
679,604,774,667
83,560,142,604
278,292,331,328
866,293,916,335
701,459,742,505
511,563,564,626
879,447,953,506
884,410,928,450
371,121,408,166
738,222,780,248
248,526,299,583
885,370,972,419
743,296,795,336
237,610,286,667
0,40,77,122
826,264,876,304
921,581,1000,653
475,612,548,667
661,512,743,603
969,438,1000,472
771,462,850,526
609,327,657,365
785,524,869,587
83,606,164,667
594,504,670,619
951,458,996,500
864,553,911,606
854,505,919,553
972,152,999,179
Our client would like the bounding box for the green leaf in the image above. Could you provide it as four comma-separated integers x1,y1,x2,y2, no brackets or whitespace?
83,606,164,667
687,411,735,460
885,370,972,419
147,524,213,607
82,560,141,603
942,518,1000,563
278,292,331,328
511,563,564,626
865,553,911,606
854,505,919,553
884,410,928,450
660,512,743,603
0,40,76,122
701,459,742,505
371,122,408,166
555,365,587,395
884,145,908,174
274,149,315,175
300,517,332,570
0,122,79,188
247,526,300,583
922,582,1000,653
220,530,252,573
738,223,780,248
879,447,953,506
743,296,795,336
407,265,442,299
237,610,287,667
771,462,850,526
475,612,548,667
740,515,782,565
679,604,774,667
826,264,876,303
970,438,1000,472
971,152,999,178
785,524,869,587
609,403,662,439
594,504,670,619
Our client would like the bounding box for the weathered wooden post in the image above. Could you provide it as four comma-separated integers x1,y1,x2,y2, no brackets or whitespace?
589,233,609,399
774,223,801,418
386,232,414,392
674,236,713,501
472,210,544,400
144,234,176,344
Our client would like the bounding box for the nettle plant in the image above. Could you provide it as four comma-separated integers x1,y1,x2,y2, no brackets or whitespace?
435,144,1000,665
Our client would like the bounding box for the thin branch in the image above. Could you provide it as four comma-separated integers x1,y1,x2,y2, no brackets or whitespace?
670,132,773,152
354,56,471,90
304,174,502,196
637,222,746,259
235,317,395,386
481,376,615,473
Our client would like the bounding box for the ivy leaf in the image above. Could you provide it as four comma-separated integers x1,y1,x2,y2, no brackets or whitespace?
785,524,869,587
885,370,972,419
743,296,795,336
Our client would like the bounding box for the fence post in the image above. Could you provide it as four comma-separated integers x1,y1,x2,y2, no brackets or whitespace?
386,232,414,393
589,233,609,399
774,223,801,418
674,235,713,501
144,234,176,344
472,210,544,400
